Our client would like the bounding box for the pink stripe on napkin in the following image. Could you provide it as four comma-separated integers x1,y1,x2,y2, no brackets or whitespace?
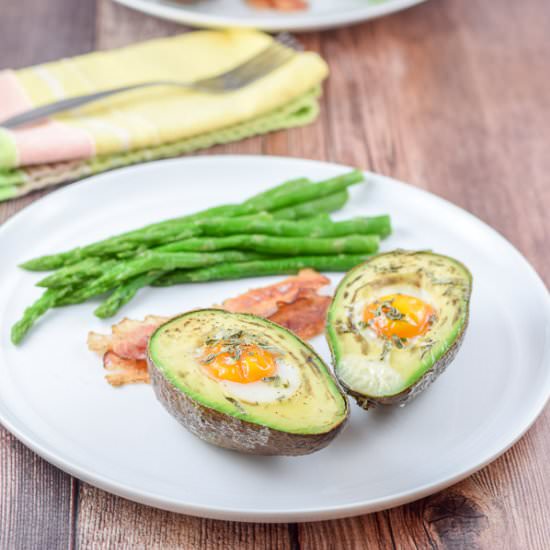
0,70,94,167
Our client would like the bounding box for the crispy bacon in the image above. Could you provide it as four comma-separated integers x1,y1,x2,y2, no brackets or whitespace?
88,315,168,361
87,331,112,356
103,350,149,387
221,269,330,318
269,293,332,341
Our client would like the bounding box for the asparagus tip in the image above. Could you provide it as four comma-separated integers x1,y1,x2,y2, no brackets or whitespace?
93,306,111,319
18,259,43,271
10,324,24,345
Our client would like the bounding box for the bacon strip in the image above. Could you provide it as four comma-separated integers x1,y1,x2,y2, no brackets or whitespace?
103,351,149,387
221,269,330,318
88,314,168,361
269,293,332,341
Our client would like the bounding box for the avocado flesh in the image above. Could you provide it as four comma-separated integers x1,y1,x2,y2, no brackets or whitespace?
148,309,348,454
327,250,472,407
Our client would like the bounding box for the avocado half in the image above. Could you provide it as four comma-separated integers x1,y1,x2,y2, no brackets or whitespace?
147,309,349,456
327,250,472,409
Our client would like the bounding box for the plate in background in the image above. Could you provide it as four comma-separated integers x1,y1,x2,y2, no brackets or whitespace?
0,155,548,522
113,0,428,32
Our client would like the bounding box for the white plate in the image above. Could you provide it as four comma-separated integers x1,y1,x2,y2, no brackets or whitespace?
113,0,428,32
0,156,549,523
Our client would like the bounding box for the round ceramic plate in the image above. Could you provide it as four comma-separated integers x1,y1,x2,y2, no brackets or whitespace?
0,156,548,522
113,0,428,32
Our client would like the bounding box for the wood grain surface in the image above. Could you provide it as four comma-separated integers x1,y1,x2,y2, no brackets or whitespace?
1,0,549,548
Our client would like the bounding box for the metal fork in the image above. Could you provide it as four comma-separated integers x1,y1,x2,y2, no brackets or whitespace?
0,33,302,130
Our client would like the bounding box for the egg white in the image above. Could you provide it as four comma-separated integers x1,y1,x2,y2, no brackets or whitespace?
339,354,404,397
220,360,301,404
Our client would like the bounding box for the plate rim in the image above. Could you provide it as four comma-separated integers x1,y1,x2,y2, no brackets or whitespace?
0,154,549,522
112,0,429,32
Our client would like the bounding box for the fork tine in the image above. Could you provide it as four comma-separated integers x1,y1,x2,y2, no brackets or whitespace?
227,33,301,79
275,32,304,52
225,42,289,80
245,51,294,84
194,44,279,89
230,45,293,85
235,33,302,81
195,36,298,91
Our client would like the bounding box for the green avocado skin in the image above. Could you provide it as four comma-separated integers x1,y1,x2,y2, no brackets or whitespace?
147,357,348,456
326,250,473,409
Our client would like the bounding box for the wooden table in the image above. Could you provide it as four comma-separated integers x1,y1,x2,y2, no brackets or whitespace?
1,1,549,548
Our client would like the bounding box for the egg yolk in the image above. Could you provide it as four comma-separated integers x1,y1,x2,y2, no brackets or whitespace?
200,342,277,384
363,293,435,340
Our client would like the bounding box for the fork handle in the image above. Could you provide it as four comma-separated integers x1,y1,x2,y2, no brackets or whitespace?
0,80,183,129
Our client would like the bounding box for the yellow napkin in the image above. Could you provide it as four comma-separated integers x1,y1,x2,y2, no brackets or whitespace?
0,29,328,200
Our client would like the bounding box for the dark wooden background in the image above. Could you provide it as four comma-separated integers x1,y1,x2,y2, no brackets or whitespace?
1,0,549,548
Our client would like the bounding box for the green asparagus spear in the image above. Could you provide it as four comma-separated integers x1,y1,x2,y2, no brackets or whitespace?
93,272,162,319
272,190,349,219
190,215,391,239
154,254,370,287
10,288,71,344
21,225,202,271
36,258,118,288
243,177,312,204
245,170,363,212
155,233,380,255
